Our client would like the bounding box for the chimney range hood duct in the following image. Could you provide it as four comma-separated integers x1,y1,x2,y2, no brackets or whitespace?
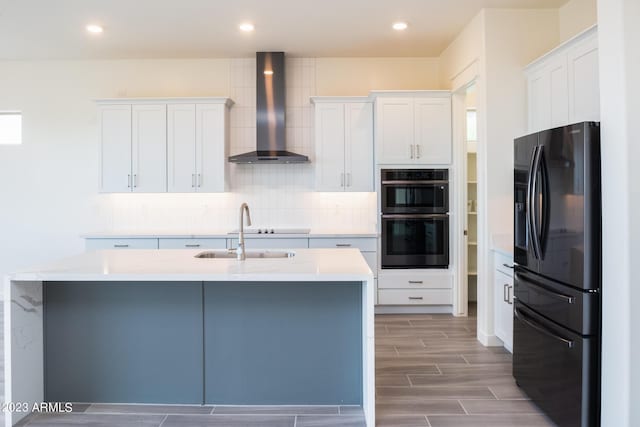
228,52,310,164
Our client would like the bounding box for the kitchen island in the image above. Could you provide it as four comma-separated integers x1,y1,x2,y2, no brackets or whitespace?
4,249,375,426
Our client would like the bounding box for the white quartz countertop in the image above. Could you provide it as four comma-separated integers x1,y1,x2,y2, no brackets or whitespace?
81,231,378,239
491,233,514,257
8,249,374,282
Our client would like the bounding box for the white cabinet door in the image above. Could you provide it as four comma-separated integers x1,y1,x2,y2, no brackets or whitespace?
527,56,568,133
494,269,514,352
99,105,132,193
375,98,414,164
196,104,227,192
132,104,167,193
315,103,346,191
158,238,227,249
567,34,600,123
345,102,374,191
228,238,309,249
167,104,197,192
414,97,452,164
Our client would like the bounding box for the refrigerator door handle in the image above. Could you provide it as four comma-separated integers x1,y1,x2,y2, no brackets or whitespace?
539,146,551,257
514,307,574,348
530,145,544,260
527,146,542,259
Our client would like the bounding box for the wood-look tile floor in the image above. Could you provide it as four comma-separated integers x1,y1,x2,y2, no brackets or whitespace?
374,305,556,427
5,304,556,427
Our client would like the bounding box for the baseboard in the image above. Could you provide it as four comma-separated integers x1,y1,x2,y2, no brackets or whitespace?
477,329,504,347
375,305,452,314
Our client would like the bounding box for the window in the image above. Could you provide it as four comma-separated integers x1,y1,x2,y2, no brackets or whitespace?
0,112,22,145
466,109,477,142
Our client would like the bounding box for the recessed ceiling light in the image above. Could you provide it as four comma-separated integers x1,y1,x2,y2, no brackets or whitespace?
239,22,255,32
263,70,274,75
86,24,104,34
392,22,408,31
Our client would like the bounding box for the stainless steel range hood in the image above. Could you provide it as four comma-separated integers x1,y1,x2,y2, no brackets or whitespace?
228,52,310,164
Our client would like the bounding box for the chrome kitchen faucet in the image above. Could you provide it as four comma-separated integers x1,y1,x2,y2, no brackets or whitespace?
237,203,252,260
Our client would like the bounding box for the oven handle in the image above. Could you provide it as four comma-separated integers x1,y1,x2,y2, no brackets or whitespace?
382,214,449,219
514,306,574,349
381,180,449,185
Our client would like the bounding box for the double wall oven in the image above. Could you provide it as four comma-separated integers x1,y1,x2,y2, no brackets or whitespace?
381,169,449,269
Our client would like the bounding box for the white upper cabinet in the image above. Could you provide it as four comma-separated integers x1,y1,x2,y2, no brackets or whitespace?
167,102,230,193
99,105,132,193
567,32,600,124
526,26,599,133
132,104,167,193
312,98,373,192
414,97,452,164
374,92,452,165
345,102,374,191
527,55,569,132
167,104,197,192
375,98,414,164
99,98,232,193
196,103,229,193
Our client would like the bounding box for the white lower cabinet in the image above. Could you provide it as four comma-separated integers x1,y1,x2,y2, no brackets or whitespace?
308,237,377,276
227,238,309,250
86,238,159,250
377,271,453,305
493,252,514,352
378,289,452,305
158,238,227,250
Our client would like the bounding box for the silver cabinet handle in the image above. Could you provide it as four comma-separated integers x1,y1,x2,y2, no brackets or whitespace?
192,174,196,188
347,173,352,187
340,173,344,187
185,244,200,248
504,284,509,303
508,285,514,305
408,296,423,300
114,244,129,248
336,243,352,247
133,174,137,188
197,174,201,188
408,280,423,284
409,144,415,159
127,174,131,188
416,144,421,159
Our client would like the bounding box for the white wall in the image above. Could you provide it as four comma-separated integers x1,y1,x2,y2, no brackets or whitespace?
560,0,598,42
316,58,441,96
597,0,640,425
0,56,440,284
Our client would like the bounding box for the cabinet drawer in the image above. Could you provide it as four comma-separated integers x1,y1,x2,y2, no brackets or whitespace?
378,289,452,305
228,238,309,249
85,238,159,250
494,252,515,276
158,238,227,250
378,273,452,290
309,237,376,252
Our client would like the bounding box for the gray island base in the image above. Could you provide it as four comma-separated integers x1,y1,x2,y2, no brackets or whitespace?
4,249,375,426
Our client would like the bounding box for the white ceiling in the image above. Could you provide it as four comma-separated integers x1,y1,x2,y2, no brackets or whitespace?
0,0,568,60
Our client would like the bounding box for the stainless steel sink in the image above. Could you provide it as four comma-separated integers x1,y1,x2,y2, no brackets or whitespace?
195,250,295,259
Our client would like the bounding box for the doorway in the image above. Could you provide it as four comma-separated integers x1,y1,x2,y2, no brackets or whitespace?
464,84,478,313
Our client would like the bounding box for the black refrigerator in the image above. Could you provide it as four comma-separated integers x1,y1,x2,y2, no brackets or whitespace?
513,122,601,427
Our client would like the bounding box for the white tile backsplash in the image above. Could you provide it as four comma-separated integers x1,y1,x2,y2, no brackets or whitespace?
94,58,376,234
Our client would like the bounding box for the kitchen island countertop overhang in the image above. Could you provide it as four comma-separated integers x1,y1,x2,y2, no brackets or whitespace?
4,248,375,427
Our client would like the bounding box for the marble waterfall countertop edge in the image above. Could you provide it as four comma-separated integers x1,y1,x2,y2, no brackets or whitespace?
80,231,378,239
7,249,374,282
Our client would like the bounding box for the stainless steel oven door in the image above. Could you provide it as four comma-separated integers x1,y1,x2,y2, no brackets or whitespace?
381,214,449,269
381,181,449,214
